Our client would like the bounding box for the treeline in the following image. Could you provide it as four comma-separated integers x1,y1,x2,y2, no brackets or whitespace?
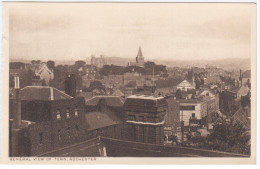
99,61,167,76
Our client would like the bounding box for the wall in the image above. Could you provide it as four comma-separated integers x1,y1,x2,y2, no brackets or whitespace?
180,103,202,126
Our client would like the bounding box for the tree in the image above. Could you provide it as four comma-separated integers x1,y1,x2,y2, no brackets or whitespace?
75,60,86,68
47,60,55,70
207,120,250,155
89,81,105,91
175,89,182,99
31,60,41,64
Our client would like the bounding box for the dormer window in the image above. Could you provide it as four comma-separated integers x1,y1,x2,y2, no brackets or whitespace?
66,108,70,118
57,109,61,120
75,108,79,117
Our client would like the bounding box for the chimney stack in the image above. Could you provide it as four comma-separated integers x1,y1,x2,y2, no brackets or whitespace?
65,74,76,97
12,75,22,157
13,75,21,129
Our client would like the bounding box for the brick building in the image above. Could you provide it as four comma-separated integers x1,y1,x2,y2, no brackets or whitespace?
123,95,168,145
9,85,87,157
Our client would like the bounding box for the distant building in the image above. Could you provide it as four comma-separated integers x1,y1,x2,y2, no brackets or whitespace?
241,70,251,86
176,79,195,91
123,95,168,144
228,85,250,100
128,47,145,67
35,63,54,85
178,94,219,127
91,55,107,68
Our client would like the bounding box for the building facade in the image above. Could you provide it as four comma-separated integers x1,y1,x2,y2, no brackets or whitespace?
123,95,168,144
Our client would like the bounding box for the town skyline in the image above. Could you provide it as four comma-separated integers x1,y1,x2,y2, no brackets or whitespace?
9,3,253,61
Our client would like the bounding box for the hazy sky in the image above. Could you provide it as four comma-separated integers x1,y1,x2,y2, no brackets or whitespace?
8,3,255,61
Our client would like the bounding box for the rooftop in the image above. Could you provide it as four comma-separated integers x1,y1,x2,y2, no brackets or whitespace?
128,95,164,100
85,95,124,107
20,86,73,101
85,111,119,131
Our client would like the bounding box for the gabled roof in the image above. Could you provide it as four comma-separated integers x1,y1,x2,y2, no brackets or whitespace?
242,70,251,78
36,63,53,75
155,78,183,88
85,96,124,107
112,89,124,97
20,86,73,100
85,111,119,131
177,79,194,86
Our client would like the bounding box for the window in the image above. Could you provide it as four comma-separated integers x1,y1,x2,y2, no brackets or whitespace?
39,133,43,145
75,108,79,117
57,109,61,120
128,115,136,121
58,129,61,141
66,108,70,118
180,106,195,110
139,116,145,122
75,125,79,137
192,113,195,118
66,127,71,139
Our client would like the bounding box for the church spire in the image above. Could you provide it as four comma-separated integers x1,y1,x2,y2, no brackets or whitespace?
137,46,143,57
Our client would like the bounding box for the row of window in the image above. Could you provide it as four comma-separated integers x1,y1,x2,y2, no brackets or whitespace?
39,125,80,145
180,106,196,111
56,108,79,120
128,115,164,123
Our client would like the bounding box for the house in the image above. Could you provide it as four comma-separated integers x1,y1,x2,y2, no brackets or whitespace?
35,63,54,85
176,79,195,91
177,94,219,128
228,85,250,100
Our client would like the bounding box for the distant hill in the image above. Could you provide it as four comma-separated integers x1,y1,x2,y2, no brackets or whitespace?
10,57,250,71
154,58,250,71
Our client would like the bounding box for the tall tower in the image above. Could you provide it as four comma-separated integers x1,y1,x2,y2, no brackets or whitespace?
65,74,76,97
136,47,144,67
123,95,168,144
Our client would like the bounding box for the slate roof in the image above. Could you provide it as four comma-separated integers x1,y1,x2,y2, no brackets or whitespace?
85,96,124,107
232,107,251,130
155,78,183,88
20,86,73,100
85,111,119,131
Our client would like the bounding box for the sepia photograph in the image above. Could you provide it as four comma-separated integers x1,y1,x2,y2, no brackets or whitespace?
0,1,257,164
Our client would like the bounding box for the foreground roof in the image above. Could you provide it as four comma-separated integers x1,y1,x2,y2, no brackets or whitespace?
20,86,73,100
85,96,124,107
85,111,119,131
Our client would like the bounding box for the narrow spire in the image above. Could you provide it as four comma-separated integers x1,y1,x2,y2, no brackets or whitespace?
137,46,143,57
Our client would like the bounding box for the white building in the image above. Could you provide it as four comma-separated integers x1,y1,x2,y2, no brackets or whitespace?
176,79,195,91
35,63,54,85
